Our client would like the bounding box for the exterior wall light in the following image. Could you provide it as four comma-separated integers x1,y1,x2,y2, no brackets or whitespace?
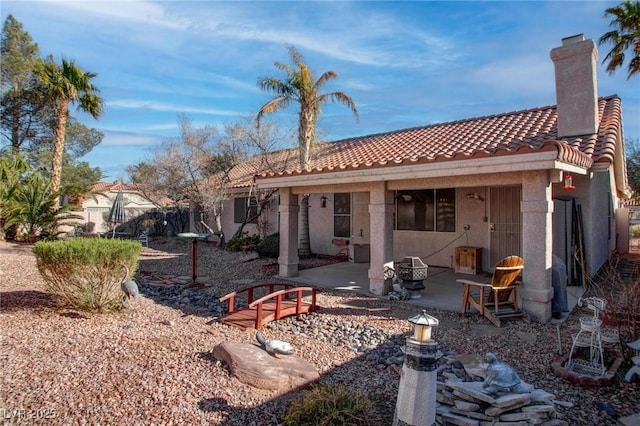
320,195,327,208
466,192,484,202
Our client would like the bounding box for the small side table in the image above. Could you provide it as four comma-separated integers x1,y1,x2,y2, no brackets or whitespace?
178,232,211,283
454,247,482,275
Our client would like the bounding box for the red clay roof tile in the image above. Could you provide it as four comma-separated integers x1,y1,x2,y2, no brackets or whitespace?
256,95,622,180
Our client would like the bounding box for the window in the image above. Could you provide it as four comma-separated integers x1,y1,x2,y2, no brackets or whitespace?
333,193,351,237
395,189,456,232
234,197,258,224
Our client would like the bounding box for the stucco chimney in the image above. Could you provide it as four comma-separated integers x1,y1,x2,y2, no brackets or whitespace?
550,34,599,138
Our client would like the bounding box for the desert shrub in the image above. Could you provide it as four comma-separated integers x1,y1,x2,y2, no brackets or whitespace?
33,238,141,312
256,232,279,258
283,383,378,426
588,254,640,351
226,232,261,252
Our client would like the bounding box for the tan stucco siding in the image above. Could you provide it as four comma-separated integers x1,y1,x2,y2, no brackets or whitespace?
549,167,617,280
585,168,616,277
218,197,279,239
393,187,489,268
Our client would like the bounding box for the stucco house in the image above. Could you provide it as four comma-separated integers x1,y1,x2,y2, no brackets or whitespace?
214,34,631,324
79,181,167,235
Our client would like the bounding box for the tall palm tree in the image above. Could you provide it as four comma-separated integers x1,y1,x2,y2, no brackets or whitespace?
35,58,103,210
256,46,358,257
599,0,640,79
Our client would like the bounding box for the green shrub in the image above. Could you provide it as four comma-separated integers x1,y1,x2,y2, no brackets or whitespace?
630,224,640,238
283,383,378,426
226,232,261,252
256,232,279,258
33,238,141,312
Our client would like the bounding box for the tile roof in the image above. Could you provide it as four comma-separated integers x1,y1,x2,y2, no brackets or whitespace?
92,182,146,193
256,95,622,180
212,149,300,189
89,182,172,207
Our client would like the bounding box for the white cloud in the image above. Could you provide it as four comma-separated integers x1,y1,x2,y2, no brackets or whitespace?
54,0,190,30
106,99,247,117
98,129,163,147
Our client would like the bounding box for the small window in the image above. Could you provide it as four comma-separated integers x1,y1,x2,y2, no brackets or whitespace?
234,197,258,224
333,193,351,237
395,189,456,232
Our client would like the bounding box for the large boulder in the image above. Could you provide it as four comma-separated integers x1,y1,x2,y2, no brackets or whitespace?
212,342,319,390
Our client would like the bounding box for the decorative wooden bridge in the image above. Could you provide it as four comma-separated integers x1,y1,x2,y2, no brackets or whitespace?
218,283,320,330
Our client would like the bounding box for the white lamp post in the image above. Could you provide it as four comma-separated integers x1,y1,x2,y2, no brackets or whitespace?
393,310,442,426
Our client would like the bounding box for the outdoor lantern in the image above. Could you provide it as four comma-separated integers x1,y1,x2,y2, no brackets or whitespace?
395,309,442,425
408,310,439,343
320,195,327,208
563,173,575,190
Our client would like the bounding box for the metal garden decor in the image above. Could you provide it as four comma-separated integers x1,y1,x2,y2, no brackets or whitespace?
565,297,619,377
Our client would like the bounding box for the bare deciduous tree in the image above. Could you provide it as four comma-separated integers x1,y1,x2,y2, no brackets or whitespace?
129,115,295,242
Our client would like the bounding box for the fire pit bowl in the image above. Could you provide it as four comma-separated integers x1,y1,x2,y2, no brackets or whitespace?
398,256,427,298
398,256,428,281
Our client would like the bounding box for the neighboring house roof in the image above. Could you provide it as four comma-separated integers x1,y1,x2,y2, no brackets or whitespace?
85,182,172,208
92,182,146,193
256,95,623,180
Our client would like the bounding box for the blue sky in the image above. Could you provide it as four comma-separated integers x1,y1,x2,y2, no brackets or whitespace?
2,1,639,181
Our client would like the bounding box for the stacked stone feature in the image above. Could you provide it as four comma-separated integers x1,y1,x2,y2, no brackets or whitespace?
435,360,568,426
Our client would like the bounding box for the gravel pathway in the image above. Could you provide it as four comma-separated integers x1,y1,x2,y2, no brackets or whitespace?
1,238,638,425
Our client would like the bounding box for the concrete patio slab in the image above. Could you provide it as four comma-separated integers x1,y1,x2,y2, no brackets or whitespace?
279,261,583,319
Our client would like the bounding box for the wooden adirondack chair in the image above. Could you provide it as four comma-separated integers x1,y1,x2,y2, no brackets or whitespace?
457,255,528,327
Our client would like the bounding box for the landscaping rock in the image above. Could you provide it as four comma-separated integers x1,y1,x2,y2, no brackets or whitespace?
212,341,319,390
437,357,563,425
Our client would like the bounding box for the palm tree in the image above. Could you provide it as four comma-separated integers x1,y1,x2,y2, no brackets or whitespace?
35,58,103,210
0,151,30,239
4,172,80,242
599,0,640,79
256,46,358,257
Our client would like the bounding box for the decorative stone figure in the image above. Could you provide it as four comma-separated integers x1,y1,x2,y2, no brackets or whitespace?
483,352,532,394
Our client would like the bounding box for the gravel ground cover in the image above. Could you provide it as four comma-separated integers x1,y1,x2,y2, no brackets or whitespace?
1,237,638,425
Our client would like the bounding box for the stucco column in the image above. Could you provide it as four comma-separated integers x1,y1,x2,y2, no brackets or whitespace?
368,182,394,295
521,170,554,323
278,187,299,277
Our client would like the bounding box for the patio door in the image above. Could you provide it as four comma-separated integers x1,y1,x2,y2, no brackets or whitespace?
488,186,522,267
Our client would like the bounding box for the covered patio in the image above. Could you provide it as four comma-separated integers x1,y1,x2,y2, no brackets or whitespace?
282,261,583,316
